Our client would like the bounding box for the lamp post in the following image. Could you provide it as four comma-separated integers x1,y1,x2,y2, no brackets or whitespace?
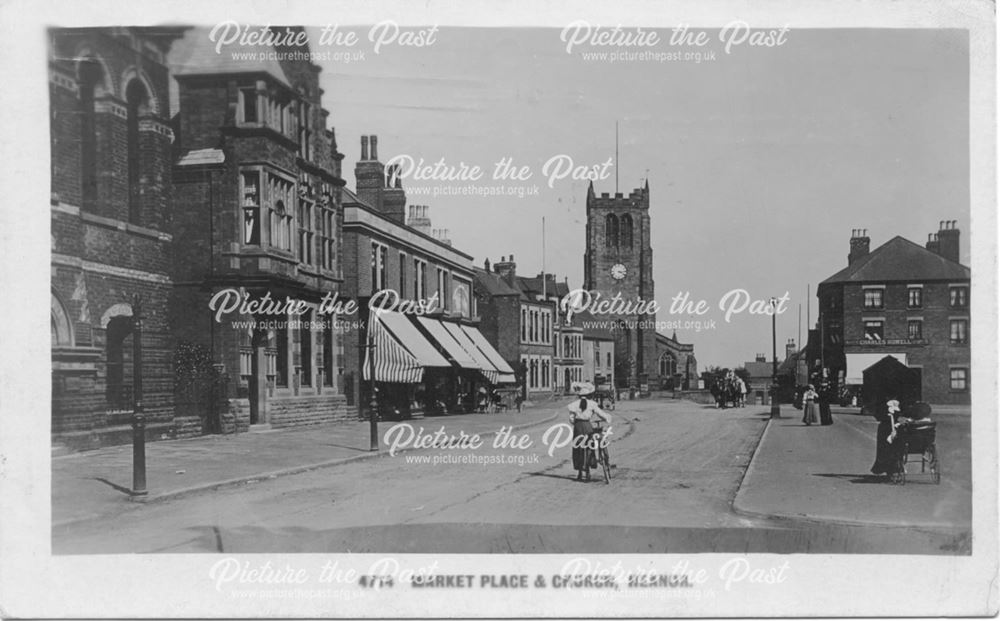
365,324,379,452
130,294,147,496
770,296,781,419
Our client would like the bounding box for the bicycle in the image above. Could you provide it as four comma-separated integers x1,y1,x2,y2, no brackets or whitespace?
584,425,612,484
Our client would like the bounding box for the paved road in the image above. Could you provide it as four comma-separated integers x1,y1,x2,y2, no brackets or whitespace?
52,400,968,555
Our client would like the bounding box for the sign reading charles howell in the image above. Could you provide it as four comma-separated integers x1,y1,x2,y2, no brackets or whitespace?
0,0,995,618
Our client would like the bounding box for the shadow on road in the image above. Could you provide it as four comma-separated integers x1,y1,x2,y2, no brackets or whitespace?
812,473,888,485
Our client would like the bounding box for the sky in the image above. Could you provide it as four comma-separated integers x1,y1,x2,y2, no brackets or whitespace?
309,27,969,368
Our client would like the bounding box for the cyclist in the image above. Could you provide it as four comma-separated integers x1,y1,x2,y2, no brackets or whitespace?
567,381,612,482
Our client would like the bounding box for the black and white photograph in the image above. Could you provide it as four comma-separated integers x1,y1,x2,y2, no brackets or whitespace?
0,0,996,618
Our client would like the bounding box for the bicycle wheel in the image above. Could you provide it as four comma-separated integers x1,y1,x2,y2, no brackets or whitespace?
601,447,611,484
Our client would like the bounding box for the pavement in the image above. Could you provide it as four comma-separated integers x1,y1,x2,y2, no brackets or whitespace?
734,406,972,530
52,404,560,527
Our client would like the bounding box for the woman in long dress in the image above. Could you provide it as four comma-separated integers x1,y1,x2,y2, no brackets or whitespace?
801,384,819,425
870,396,902,478
567,382,612,482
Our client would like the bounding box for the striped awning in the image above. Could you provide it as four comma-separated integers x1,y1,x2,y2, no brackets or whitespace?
416,317,480,370
460,325,517,379
441,322,499,384
363,311,449,383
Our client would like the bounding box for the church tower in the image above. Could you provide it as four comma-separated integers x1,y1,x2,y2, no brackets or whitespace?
584,180,658,389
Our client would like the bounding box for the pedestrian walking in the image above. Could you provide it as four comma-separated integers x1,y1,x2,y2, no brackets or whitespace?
737,377,747,407
801,384,819,425
818,380,834,426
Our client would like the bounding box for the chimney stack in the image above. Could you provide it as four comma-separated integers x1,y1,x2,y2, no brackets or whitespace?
848,228,871,265
786,338,797,360
935,219,961,264
407,204,432,235
494,254,517,285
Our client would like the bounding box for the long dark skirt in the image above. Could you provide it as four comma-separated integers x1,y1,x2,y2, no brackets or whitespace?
572,419,595,471
871,420,902,475
819,401,833,426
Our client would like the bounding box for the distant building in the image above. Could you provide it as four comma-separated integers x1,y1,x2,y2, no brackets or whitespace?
473,257,555,398
654,332,698,390
816,223,970,404
582,311,616,390
743,354,774,405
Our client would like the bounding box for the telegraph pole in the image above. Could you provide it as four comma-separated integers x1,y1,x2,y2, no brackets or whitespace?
770,297,781,419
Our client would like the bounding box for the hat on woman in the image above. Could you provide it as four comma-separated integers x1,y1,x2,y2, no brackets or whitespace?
570,381,596,396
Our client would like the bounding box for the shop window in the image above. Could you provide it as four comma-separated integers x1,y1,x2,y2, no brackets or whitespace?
863,320,883,341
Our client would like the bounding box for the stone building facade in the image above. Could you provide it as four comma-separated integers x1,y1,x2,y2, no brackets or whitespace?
583,180,658,389
167,26,351,430
49,27,182,449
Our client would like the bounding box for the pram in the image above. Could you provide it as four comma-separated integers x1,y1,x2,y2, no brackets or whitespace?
889,404,940,485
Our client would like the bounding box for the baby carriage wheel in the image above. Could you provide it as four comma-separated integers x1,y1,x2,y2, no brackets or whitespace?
925,444,941,485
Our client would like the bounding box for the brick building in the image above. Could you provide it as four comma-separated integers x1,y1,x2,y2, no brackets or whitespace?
49,27,183,449
816,222,971,405
342,136,508,417
473,257,556,398
167,26,351,430
583,181,659,390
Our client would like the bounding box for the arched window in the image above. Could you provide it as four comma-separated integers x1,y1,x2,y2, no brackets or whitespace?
659,352,677,378
605,213,619,248
620,214,633,248
78,59,105,211
51,292,73,347
125,79,151,224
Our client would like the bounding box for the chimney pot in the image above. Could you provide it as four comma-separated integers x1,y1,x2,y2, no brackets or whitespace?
361,135,369,160
371,135,378,160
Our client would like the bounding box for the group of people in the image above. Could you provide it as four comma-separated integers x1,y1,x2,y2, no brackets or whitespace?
711,371,747,409
799,381,834,426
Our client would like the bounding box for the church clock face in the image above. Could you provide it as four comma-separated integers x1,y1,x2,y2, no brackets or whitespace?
610,263,628,280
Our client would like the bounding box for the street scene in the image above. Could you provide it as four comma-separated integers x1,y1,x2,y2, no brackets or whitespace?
45,23,976,559
54,399,971,555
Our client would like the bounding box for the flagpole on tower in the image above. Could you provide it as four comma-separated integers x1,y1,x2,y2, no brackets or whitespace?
615,121,619,195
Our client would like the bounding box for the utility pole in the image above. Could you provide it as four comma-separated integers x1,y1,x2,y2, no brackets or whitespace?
770,297,781,419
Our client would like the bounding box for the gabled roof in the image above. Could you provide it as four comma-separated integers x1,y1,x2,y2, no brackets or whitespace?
820,236,970,286
744,361,773,378
169,27,293,89
472,267,520,297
